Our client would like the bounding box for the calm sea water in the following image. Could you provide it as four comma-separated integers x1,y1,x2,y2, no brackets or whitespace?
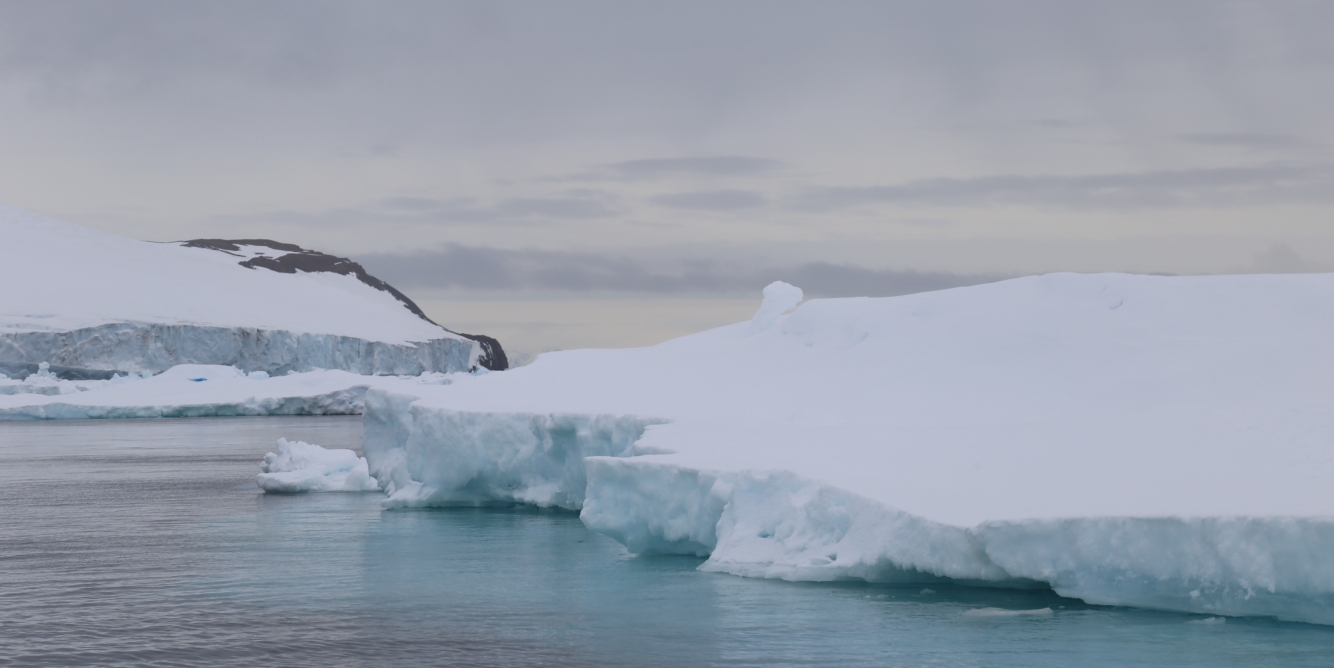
1,416,1332,667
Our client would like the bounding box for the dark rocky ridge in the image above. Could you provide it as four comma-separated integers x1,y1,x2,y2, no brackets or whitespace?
181,239,507,370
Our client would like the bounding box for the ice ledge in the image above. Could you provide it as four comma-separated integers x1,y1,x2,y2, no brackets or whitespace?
362,392,1334,626
0,322,478,376
363,388,667,509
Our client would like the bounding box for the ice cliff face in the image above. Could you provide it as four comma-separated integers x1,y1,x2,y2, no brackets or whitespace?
0,204,506,376
0,322,476,376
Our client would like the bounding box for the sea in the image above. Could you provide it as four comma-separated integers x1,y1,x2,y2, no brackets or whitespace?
2,416,1331,667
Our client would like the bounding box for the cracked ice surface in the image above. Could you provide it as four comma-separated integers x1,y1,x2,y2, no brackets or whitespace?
362,274,1334,624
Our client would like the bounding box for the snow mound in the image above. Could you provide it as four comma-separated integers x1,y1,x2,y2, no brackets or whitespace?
257,438,381,493
750,280,803,331
359,272,1334,624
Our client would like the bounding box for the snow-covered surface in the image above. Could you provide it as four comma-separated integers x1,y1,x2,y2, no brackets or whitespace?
0,363,460,420
360,274,1334,624
0,203,454,344
257,438,381,493
0,203,492,375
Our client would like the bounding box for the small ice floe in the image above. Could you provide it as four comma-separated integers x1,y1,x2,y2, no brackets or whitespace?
257,438,381,493
1186,617,1227,625
961,607,1054,618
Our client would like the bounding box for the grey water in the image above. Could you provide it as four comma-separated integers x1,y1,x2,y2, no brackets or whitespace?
1,417,1331,667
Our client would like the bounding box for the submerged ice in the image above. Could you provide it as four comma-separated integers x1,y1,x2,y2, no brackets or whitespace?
356,274,1334,625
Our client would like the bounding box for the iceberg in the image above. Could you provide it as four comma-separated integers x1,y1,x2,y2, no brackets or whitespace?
0,203,506,376
359,273,1334,625
257,438,381,493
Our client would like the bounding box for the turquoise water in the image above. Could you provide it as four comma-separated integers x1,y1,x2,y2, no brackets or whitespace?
2,417,1332,667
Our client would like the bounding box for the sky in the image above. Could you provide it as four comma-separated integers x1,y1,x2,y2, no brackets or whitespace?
2,1,1332,359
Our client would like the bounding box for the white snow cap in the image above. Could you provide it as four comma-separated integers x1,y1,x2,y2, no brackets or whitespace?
750,281,804,331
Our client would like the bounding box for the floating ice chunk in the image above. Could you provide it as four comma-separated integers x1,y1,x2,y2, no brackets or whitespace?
749,281,803,332
961,607,1053,618
257,438,381,493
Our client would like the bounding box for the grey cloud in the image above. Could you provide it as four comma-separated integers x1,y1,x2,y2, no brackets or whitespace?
1245,244,1327,274
796,164,1334,211
604,157,782,179
358,245,1001,298
650,190,765,210
220,195,617,228
1025,119,1080,129
372,197,459,213
1179,133,1315,149
491,197,617,219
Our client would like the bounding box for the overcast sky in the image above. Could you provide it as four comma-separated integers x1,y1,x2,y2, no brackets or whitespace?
2,1,1332,353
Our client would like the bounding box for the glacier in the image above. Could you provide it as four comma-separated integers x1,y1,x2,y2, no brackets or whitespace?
0,203,505,376
357,273,1334,625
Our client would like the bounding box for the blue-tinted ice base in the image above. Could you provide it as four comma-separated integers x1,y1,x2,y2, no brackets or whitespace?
3,417,1333,667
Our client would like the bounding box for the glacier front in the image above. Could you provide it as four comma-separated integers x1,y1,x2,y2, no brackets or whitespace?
357,273,1334,625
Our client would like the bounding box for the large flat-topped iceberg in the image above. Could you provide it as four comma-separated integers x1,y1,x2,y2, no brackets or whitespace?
361,273,1334,624
0,203,505,374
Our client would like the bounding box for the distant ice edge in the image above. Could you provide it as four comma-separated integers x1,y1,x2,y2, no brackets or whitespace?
0,322,481,376
362,389,1334,626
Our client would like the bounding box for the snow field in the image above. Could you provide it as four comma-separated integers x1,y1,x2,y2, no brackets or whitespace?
0,203,454,344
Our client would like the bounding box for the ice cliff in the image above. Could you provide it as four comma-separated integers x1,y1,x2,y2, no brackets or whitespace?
0,203,506,376
357,274,1334,625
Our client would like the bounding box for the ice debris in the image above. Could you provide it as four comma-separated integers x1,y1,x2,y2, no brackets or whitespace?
257,438,381,493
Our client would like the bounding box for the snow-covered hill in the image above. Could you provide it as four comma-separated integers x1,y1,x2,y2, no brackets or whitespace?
0,204,505,375
358,274,1334,624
